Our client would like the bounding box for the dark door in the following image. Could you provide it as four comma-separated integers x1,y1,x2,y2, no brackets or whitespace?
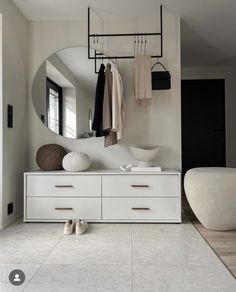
181,79,226,176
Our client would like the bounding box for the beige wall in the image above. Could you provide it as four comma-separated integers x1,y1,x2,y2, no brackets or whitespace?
182,65,236,167
0,0,29,228
28,9,181,171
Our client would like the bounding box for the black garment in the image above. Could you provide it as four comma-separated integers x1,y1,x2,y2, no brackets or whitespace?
92,64,107,137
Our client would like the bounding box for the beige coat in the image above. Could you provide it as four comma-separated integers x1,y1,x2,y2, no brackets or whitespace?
103,63,113,131
111,64,125,140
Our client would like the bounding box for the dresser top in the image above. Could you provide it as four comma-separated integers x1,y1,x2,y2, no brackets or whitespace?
25,169,181,175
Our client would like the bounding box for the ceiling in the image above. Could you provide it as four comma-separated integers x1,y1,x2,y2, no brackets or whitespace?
11,0,236,66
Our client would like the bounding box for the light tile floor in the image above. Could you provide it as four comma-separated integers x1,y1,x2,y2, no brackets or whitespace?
0,216,236,292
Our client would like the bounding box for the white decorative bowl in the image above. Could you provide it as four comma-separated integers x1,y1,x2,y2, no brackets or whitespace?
129,146,160,167
62,152,91,172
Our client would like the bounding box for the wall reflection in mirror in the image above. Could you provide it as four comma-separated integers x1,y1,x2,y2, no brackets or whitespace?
32,47,98,139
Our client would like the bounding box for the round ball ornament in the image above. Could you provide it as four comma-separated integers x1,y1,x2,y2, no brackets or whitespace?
36,144,66,171
62,152,91,172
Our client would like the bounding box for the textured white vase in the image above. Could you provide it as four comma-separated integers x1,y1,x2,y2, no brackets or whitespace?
62,152,91,172
129,146,160,167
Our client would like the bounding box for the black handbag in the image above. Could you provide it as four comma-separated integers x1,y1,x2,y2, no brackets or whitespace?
151,62,171,90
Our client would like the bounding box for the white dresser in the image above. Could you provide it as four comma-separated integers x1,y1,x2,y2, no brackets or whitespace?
24,170,181,223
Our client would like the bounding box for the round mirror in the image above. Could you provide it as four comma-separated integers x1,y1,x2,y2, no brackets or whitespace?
32,47,99,139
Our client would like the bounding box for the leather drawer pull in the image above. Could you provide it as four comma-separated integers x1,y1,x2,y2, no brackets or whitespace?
131,185,149,188
55,207,73,211
132,207,150,211
54,185,74,188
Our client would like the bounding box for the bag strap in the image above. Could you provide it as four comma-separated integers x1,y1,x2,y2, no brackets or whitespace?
151,61,168,72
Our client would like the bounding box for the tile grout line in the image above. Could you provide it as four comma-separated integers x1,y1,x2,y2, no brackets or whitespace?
22,231,65,291
131,224,134,292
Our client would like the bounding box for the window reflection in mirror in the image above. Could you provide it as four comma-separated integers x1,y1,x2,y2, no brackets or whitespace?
32,47,98,139
46,78,63,136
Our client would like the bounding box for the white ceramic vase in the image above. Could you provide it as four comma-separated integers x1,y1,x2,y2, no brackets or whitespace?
129,146,160,167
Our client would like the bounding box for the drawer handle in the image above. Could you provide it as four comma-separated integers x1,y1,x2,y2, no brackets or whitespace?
132,207,150,211
131,185,149,188
54,185,74,188
55,207,73,211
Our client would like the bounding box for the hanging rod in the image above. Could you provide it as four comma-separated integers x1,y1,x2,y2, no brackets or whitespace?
94,55,161,60
88,5,163,61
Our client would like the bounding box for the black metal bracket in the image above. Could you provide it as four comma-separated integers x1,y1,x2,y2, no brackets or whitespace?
94,51,104,73
88,5,163,71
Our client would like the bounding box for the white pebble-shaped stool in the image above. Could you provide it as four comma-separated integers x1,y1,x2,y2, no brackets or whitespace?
62,152,91,172
184,167,236,231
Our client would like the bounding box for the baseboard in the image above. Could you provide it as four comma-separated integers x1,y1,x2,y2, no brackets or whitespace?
0,215,22,230
0,222,10,229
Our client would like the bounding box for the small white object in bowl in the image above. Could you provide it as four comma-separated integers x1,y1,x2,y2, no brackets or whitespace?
62,152,91,172
129,146,160,167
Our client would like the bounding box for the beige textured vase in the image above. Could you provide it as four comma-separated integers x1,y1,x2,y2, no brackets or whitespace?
129,146,160,167
184,167,236,231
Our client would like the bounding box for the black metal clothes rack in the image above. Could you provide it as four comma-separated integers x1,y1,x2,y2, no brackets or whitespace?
88,5,163,73
94,51,104,74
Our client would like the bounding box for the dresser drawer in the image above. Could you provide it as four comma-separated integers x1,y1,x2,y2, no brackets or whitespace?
102,175,179,197
103,198,180,220
26,175,101,197
26,197,101,220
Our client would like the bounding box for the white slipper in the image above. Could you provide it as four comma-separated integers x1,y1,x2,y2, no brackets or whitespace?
76,219,88,235
64,219,75,235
